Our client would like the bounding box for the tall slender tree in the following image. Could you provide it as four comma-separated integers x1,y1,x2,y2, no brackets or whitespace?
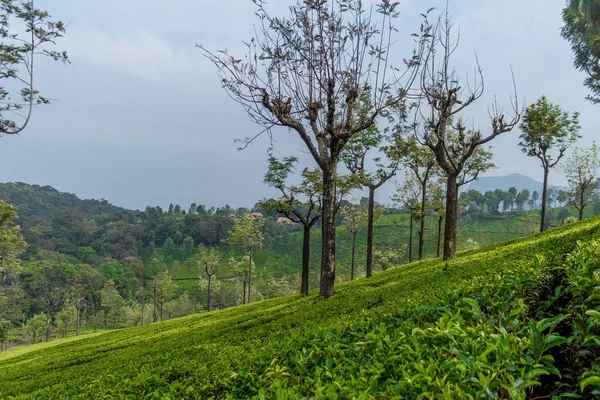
341,103,408,277
518,96,581,232
197,248,221,311
263,156,320,295
428,178,446,258
225,215,263,303
340,204,368,280
202,0,430,297
417,9,520,260
563,141,600,220
393,177,421,263
402,139,436,261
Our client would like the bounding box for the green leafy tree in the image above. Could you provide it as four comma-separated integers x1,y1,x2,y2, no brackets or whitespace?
339,204,368,281
55,301,76,338
532,190,540,209
418,10,519,260
393,176,421,263
100,280,123,329
263,155,356,293
519,96,581,231
25,313,45,344
517,189,530,212
0,284,26,325
429,178,447,258
182,236,195,260
0,1,68,136
373,249,399,272
267,276,294,298
163,238,176,261
562,1,600,103
203,0,429,298
0,319,11,351
229,256,255,305
263,156,321,295
225,215,263,304
173,231,183,247
163,294,194,320
402,139,436,261
123,301,143,327
197,248,220,311
0,201,26,284
502,190,513,213
563,141,600,220
29,263,68,342
149,271,176,322
507,187,518,211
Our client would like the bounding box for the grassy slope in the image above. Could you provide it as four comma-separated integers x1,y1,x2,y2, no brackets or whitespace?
1,217,599,398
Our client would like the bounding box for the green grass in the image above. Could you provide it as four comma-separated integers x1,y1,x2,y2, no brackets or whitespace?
2,217,600,398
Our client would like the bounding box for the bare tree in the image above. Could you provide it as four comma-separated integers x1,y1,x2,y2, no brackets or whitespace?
417,9,520,260
201,0,430,297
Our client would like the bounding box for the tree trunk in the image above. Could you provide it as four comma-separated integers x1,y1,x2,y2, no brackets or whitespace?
242,281,247,305
207,275,212,311
301,224,311,294
408,213,413,263
160,302,163,322
443,176,459,260
153,287,157,323
366,186,375,278
319,165,337,298
541,168,549,232
419,184,427,261
45,311,51,342
141,303,145,326
76,307,80,336
436,215,443,258
579,188,585,221
247,254,253,304
351,231,357,281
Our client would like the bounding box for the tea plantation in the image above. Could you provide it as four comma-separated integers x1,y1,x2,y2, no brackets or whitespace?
2,218,600,398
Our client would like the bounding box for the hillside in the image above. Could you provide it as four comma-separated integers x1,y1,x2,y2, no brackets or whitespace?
2,218,600,398
0,181,131,219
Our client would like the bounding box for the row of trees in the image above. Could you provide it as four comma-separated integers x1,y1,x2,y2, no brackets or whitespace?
205,0,598,298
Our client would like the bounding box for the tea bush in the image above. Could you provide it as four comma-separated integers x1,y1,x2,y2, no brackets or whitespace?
1,217,600,398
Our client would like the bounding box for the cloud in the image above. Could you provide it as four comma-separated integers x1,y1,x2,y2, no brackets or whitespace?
62,28,204,84
456,0,562,36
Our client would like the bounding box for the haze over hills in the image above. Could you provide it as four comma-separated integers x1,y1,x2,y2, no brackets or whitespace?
465,173,568,194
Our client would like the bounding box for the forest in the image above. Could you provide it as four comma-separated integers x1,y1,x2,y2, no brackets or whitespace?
1,0,600,398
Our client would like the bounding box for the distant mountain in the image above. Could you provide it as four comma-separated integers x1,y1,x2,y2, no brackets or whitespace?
465,173,567,194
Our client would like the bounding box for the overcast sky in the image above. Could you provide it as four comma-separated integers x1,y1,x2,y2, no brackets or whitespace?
0,0,597,210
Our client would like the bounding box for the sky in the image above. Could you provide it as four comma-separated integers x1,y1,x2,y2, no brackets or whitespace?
0,0,597,210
